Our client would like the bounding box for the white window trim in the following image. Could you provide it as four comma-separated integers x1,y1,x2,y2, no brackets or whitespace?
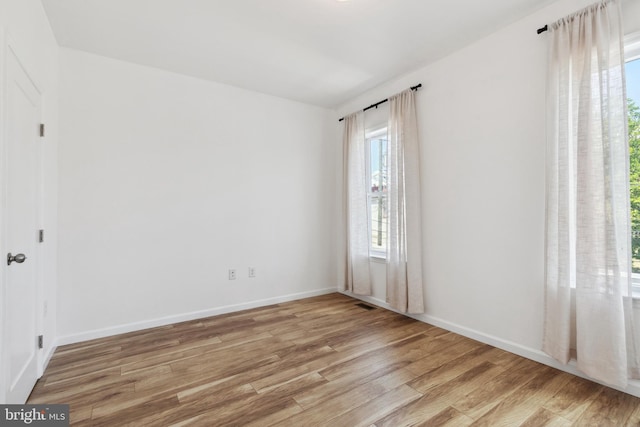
625,32,640,62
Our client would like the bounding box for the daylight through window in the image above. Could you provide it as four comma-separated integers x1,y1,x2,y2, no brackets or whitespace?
626,33,640,294
366,128,388,257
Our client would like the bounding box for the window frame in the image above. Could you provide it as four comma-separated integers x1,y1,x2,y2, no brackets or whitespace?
626,32,640,62
625,31,640,298
365,126,388,259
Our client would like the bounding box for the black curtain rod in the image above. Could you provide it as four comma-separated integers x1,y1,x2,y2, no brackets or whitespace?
338,83,422,122
537,24,548,34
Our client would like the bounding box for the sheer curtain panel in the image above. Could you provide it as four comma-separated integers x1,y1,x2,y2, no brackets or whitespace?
343,112,372,295
543,0,640,387
386,90,425,313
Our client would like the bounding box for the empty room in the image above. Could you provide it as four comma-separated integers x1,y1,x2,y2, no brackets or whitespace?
2,0,640,425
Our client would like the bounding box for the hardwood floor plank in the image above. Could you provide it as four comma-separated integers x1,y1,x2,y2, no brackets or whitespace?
157,386,296,427
250,351,344,393
136,353,281,393
416,406,475,427
243,402,304,427
113,383,257,427
520,407,572,427
34,367,123,394
89,389,177,420
318,384,421,427
119,336,224,374
469,366,571,426
294,366,417,409
542,375,604,421
276,368,417,426
472,346,523,368
404,336,485,376
573,387,638,426
91,394,181,427
319,332,461,384
67,406,93,425
26,293,640,426
374,361,505,427
407,344,496,393
324,320,427,353
452,357,549,419
626,399,640,426
29,372,136,405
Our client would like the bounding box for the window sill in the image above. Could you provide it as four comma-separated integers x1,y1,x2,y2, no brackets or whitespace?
370,254,387,263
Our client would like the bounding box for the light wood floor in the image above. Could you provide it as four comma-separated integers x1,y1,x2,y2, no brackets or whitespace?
29,293,640,426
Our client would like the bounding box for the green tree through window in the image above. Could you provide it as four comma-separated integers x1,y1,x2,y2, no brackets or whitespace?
630,98,640,272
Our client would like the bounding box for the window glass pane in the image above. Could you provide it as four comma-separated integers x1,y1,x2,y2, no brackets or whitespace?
370,138,387,193
628,58,640,273
370,138,380,192
367,128,388,256
370,195,387,252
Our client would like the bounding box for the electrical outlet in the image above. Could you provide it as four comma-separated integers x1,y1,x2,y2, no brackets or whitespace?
229,269,236,280
43,301,48,317
248,267,256,278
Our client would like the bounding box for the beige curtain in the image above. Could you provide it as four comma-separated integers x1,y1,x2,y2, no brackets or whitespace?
343,112,372,295
544,0,639,387
386,90,424,313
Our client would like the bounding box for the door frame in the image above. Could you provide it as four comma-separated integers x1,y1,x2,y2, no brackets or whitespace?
0,29,46,403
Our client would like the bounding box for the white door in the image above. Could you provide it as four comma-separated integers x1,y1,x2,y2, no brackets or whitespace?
3,42,42,404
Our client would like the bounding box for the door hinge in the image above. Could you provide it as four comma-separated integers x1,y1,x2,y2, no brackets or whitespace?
38,335,43,349
39,229,44,243
40,123,45,137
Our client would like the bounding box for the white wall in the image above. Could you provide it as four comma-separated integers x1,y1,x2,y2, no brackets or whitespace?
336,0,640,393
7,0,638,394
57,48,337,342
0,0,59,400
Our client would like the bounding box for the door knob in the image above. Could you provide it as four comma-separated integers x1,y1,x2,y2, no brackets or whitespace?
7,253,26,266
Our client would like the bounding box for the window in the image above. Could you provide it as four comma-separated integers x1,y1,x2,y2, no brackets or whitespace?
626,33,640,294
366,127,388,258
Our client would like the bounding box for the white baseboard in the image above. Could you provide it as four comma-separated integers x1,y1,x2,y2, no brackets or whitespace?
37,342,57,379
40,343,57,376
56,287,336,347
44,344,56,366
339,290,640,398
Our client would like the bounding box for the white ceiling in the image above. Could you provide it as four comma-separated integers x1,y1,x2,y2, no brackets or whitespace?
41,0,557,108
